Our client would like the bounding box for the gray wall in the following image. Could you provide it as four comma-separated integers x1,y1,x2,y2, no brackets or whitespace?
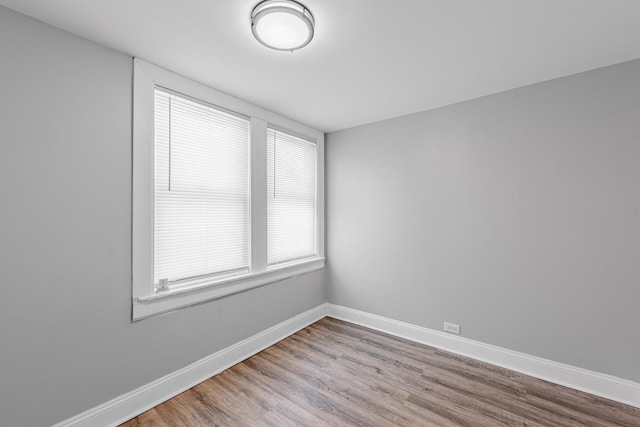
0,7,324,426
327,59,640,382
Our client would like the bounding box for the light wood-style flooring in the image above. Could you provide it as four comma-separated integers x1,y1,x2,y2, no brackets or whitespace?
121,317,639,426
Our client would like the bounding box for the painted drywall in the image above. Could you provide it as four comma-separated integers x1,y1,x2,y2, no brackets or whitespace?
326,58,640,383
0,7,325,427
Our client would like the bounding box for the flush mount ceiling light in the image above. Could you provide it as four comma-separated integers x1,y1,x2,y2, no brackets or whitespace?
251,0,315,52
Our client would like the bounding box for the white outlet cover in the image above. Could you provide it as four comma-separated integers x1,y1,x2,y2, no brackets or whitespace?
444,321,461,335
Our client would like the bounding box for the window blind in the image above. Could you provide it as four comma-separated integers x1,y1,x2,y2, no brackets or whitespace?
154,89,250,285
267,128,317,266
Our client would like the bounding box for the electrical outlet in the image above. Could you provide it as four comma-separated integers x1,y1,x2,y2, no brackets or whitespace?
443,321,461,335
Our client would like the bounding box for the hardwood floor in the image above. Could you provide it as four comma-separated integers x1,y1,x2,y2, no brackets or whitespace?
121,317,640,426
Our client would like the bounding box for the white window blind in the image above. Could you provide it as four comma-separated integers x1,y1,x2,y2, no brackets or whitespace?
154,89,250,285
267,128,317,266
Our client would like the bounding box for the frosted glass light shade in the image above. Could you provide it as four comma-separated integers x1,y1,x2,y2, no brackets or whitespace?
251,0,314,51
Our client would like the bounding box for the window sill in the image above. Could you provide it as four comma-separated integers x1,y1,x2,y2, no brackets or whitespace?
132,257,325,321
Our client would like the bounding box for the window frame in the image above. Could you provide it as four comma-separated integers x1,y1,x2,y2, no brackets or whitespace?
132,58,325,321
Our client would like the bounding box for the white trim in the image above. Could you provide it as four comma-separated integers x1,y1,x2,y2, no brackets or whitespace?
131,59,155,314
134,59,322,140
326,304,640,409
53,303,640,426
134,258,324,320
316,132,325,258
52,304,329,427
132,58,325,320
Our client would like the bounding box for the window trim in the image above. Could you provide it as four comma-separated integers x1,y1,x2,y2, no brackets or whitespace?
132,58,325,321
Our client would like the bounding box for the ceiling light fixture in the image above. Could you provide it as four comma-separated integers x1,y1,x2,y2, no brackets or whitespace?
251,0,315,52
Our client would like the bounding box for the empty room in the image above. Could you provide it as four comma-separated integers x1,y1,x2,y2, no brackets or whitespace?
1,1,639,426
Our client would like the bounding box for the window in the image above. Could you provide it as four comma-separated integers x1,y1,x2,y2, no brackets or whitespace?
154,89,250,287
133,59,324,320
267,128,317,265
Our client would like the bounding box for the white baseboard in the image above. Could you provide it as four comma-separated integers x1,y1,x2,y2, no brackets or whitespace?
53,304,328,427
326,303,640,409
54,302,639,426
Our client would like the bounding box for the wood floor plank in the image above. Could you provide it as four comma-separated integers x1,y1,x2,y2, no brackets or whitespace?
300,324,550,426
121,317,640,427
261,341,418,426
220,367,326,426
288,330,502,426
312,319,633,426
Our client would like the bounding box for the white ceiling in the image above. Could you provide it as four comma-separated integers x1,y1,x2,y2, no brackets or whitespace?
2,0,640,132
